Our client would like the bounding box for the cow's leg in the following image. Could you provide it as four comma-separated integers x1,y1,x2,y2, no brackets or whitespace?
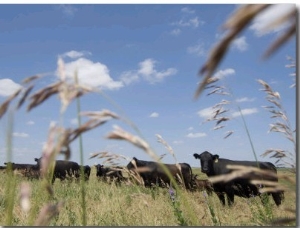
271,192,283,206
217,193,226,206
225,185,235,206
226,193,234,206
52,175,56,184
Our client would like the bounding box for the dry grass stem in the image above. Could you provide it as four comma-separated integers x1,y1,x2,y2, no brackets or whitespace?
81,109,119,120
262,6,296,59
195,4,295,99
68,119,108,143
195,4,270,99
0,88,22,119
34,201,64,226
156,134,175,158
106,125,158,161
224,130,234,139
16,85,35,110
19,182,31,213
258,78,295,167
27,81,62,112
21,75,41,84
208,164,280,183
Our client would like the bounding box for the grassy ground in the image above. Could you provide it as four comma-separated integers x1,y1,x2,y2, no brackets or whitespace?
0,167,296,226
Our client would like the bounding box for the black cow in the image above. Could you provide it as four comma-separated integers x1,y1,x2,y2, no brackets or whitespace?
4,162,38,171
80,165,91,181
191,174,213,195
95,164,124,183
126,157,193,190
193,151,284,206
35,157,80,183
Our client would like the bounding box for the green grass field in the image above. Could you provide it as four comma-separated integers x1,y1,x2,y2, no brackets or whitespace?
0,167,296,226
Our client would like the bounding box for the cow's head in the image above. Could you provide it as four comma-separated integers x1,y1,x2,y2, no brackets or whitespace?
193,151,219,175
95,164,105,176
126,157,138,171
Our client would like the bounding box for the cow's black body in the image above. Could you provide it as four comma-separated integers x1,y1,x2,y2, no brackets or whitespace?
95,164,124,183
193,151,284,206
126,157,193,190
35,157,80,183
4,162,38,171
80,165,91,181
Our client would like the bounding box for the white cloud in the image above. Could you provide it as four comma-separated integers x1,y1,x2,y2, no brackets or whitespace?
181,7,195,14
0,79,22,97
173,140,183,144
235,97,255,103
186,132,207,138
213,68,235,80
58,4,78,17
175,17,201,28
170,28,181,36
149,112,159,118
62,50,91,59
232,108,258,117
120,71,139,85
26,121,35,125
197,107,214,119
58,57,124,90
187,127,194,131
121,58,177,85
187,43,206,56
249,4,295,37
232,36,248,52
13,132,29,138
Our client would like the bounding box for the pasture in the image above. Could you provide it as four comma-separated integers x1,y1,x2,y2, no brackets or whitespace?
0,166,296,226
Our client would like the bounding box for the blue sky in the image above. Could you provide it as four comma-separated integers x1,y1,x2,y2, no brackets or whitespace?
0,4,296,168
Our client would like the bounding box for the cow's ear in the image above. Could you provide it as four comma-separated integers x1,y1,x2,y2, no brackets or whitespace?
213,155,219,163
193,153,200,159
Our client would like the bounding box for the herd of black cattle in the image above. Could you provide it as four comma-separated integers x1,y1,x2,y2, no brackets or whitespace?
0,150,284,207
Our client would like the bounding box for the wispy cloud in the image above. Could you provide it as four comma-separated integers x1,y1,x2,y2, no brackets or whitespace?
170,28,181,36
232,108,258,117
187,127,194,131
169,7,204,37
197,107,214,119
26,121,35,125
232,36,248,52
187,42,206,56
61,50,91,59
173,140,183,144
249,4,295,37
213,68,235,80
181,7,195,14
57,55,124,90
0,79,22,97
149,112,159,118
13,132,29,138
174,17,201,28
58,4,78,18
235,97,255,103
186,132,207,138
120,58,177,85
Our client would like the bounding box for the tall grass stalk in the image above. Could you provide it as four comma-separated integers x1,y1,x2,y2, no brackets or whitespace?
4,110,16,225
235,104,259,163
75,71,87,226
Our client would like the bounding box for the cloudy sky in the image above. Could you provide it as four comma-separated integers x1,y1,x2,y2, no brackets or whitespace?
0,4,296,168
